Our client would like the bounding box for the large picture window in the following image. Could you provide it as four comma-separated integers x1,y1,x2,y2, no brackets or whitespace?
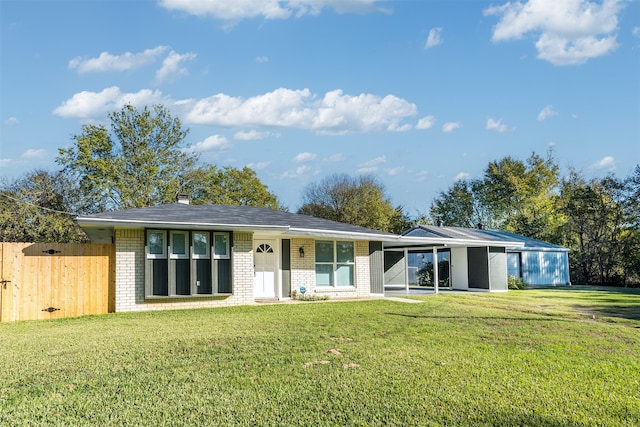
315,240,355,288
145,230,232,298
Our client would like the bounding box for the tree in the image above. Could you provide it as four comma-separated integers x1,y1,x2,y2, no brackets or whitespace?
559,171,627,284
428,152,562,241
622,165,640,283
298,174,407,232
479,152,562,241
188,165,283,209
429,179,491,228
0,170,88,242
57,104,195,211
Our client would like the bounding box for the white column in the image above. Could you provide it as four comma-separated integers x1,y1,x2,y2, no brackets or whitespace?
404,248,409,292
433,247,439,294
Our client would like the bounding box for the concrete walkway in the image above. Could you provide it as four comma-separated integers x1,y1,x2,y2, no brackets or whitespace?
384,296,425,303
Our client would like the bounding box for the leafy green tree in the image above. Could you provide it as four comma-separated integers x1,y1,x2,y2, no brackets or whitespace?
188,165,283,209
0,170,88,242
298,174,406,232
480,152,562,241
559,171,628,284
57,104,194,211
429,152,562,241
429,179,492,228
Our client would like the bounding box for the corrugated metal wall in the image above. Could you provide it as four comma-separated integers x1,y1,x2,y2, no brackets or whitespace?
521,251,570,286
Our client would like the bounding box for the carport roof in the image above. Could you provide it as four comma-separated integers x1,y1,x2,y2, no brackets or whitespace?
392,225,562,250
384,224,525,249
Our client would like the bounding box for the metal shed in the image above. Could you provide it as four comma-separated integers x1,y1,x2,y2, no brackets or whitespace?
477,230,571,286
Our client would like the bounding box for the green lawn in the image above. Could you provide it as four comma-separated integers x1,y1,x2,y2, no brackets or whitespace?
1,287,639,426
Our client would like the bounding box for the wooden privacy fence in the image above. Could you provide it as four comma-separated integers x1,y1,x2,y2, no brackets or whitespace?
0,243,115,322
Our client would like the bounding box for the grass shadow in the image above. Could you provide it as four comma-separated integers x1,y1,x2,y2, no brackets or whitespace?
575,304,640,321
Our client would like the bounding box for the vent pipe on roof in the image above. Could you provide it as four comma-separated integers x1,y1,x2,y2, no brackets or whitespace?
436,219,443,227
176,194,190,205
477,222,483,230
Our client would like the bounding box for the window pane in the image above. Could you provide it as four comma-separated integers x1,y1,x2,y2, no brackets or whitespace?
172,233,187,255
315,264,334,286
336,242,354,263
214,233,228,256
315,241,334,263
336,264,354,287
148,231,165,255
193,232,209,256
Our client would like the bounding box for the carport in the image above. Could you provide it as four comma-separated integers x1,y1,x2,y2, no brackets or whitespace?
384,225,524,294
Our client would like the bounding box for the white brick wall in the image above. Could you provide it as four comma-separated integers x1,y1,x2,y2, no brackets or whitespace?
113,229,374,312
113,229,256,312
290,238,371,299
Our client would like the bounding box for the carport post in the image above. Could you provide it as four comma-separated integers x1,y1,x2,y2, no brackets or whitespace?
432,247,439,294
404,248,409,292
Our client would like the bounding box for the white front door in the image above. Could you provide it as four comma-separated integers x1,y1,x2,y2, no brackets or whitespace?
254,240,277,298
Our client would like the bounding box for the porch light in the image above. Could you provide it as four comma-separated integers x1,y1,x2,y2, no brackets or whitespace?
299,246,305,258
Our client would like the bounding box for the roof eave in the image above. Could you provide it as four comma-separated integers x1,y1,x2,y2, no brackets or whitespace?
75,217,289,232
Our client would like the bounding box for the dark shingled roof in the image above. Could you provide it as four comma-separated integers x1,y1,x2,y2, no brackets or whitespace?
76,203,397,238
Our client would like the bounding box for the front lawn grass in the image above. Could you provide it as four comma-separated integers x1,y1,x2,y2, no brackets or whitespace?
1,287,639,426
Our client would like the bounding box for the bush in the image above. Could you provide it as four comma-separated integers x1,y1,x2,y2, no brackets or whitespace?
291,289,330,301
508,275,528,290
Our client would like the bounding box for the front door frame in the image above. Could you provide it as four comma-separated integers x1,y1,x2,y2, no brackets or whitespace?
253,238,280,299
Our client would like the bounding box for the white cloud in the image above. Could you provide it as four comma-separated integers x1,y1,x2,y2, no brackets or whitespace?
425,27,443,49
484,0,623,65
415,170,429,182
256,56,269,63
294,152,317,162
159,0,383,22
0,148,50,170
590,155,616,171
633,27,640,37
155,51,196,83
386,166,404,176
247,161,270,170
416,115,436,129
442,122,461,133
547,141,557,147
455,172,470,181
4,117,18,125
20,148,48,160
52,87,166,119
537,104,559,121
360,156,386,168
357,156,386,175
486,118,511,132
234,130,277,140
54,86,417,135
181,88,416,134
326,153,346,162
281,165,314,178
189,135,231,153
69,46,169,73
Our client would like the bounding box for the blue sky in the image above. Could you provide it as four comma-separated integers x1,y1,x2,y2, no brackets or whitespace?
1,0,639,214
